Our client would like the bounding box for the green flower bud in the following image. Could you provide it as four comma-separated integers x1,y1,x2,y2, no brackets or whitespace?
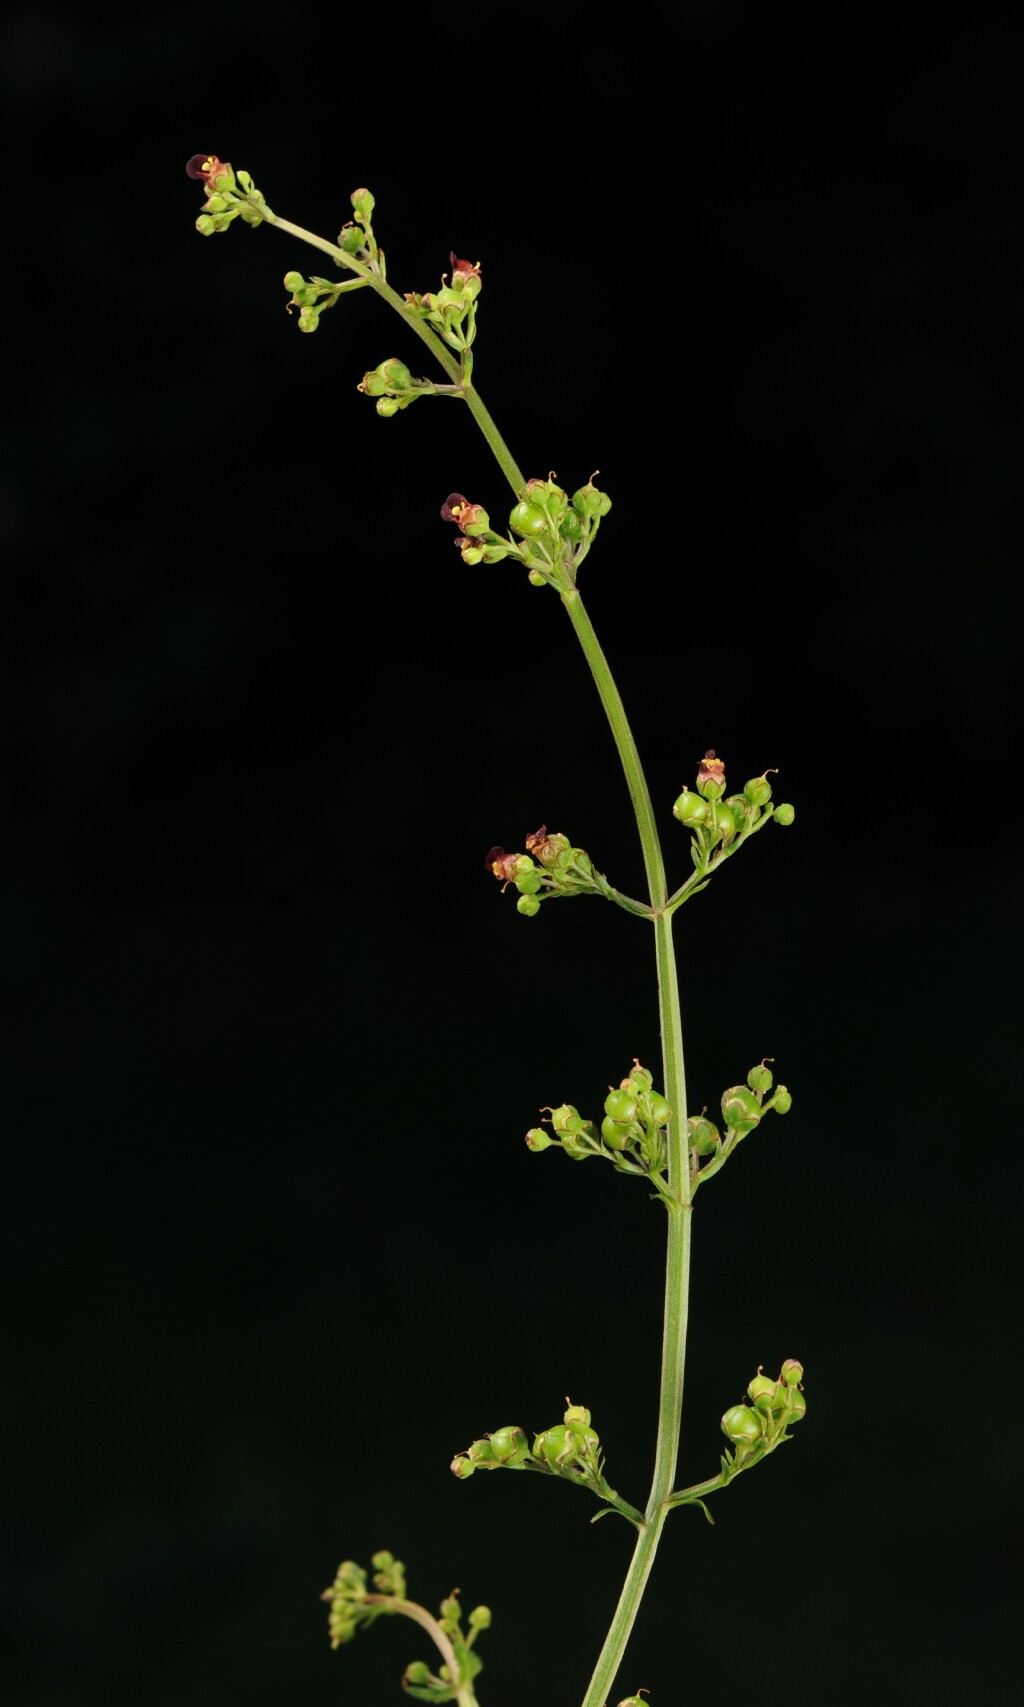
283,270,306,292
770,1085,792,1114
687,1115,720,1155
774,802,796,826
404,1662,431,1685
572,478,612,518
534,1423,571,1466
780,1358,804,1387
328,1614,358,1646
525,1126,555,1151
514,868,544,895
376,397,400,417
748,1373,781,1413
744,775,773,806
338,225,364,254
559,509,583,543
747,1062,774,1095
604,1088,637,1123
516,893,541,917
672,789,707,825
467,1437,495,1465
488,1425,530,1466
647,1092,671,1126
721,1086,762,1135
564,1401,592,1427
450,1454,475,1478
548,1104,580,1133
712,804,737,843
195,214,218,236
527,568,547,586
721,1404,765,1447
468,1604,492,1630
626,1064,654,1091
298,308,320,334
376,357,412,389
509,500,549,538
601,1115,632,1150
351,187,375,222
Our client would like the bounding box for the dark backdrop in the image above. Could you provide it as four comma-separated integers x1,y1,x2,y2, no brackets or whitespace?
4,6,1021,1704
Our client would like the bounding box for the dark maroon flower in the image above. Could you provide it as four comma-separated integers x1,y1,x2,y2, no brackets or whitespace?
697,749,726,790
441,493,469,524
450,253,481,282
186,154,231,189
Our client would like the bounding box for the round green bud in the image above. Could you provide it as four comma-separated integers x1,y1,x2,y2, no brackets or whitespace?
780,1358,804,1387
516,894,540,917
461,545,485,565
774,802,796,826
405,1662,431,1685
468,1604,492,1630
527,568,547,587
515,868,544,895
604,1088,637,1123
298,309,320,334
195,214,217,236
467,1437,495,1465
672,789,707,825
375,397,400,416
712,804,737,842
572,481,611,518
747,1062,774,1095
376,357,412,389
687,1115,720,1156
283,270,306,292
647,1092,671,1126
549,1104,580,1134
329,1614,358,1645
786,1387,807,1421
559,510,583,543
770,1085,792,1114
450,1454,475,1479
489,1425,530,1466
627,1064,654,1091
721,1404,765,1446
525,1126,555,1151
747,1373,781,1413
564,1402,592,1427
721,1086,762,1135
534,1424,570,1466
339,226,364,254
601,1115,632,1150
744,775,773,806
509,500,549,537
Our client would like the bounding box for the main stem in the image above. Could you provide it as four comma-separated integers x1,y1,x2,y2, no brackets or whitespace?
256,203,692,1704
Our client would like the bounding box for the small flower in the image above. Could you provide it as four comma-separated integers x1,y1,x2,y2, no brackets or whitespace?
440,493,490,535
185,154,234,192
450,253,481,282
697,749,725,788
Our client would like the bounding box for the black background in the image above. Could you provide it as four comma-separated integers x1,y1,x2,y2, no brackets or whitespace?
4,5,1022,1703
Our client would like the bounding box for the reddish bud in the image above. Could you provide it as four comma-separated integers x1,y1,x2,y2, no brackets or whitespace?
450,253,481,281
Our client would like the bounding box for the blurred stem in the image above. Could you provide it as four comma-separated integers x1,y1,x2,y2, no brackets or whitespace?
363,1594,478,1707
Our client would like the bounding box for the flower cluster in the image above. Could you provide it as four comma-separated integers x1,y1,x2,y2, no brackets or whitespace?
688,1060,792,1192
404,252,482,352
440,472,612,589
719,1360,807,1482
451,1401,641,1525
186,154,270,234
673,750,795,863
485,823,606,916
525,1062,675,1203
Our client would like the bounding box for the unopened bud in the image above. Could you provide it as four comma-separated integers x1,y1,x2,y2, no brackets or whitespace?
774,803,796,826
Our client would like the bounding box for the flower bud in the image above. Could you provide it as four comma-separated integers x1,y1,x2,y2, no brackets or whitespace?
625,1064,653,1091
467,1437,495,1465
748,1373,781,1413
468,1605,492,1630
527,568,547,586
747,1062,774,1095
283,270,306,292
338,225,364,254
559,509,583,543
604,1088,637,1123
647,1092,671,1126
516,893,541,917
351,187,375,223
601,1115,631,1150
696,750,726,800
687,1115,720,1156
534,1423,571,1466
774,803,796,826
376,397,400,417
549,1104,581,1134
450,1453,475,1478
509,500,549,538
672,789,707,825
712,804,736,843
786,1388,807,1421
721,1404,765,1447
721,1086,762,1135
525,1126,555,1151
404,1662,431,1684
744,775,773,806
572,477,612,518
525,826,571,867
780,1358,804,1387
769,1085,792,1114
564,1401,592,1427
488,1425,530,1466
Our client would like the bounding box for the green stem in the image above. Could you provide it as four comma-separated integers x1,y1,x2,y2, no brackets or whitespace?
261,199,695,1705
363,1595,478,1707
